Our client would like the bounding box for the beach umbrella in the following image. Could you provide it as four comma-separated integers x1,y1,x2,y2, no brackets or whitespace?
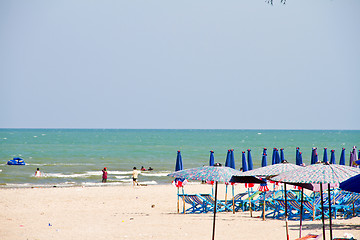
340,148,346,165
174,150,186,187
247,149,253,170
350,151,355,167
241,151,248,172
174,151,186,213
272,163,360,240
209,151,215,166
330,150,335,164
296,147,300,165
350,146,358,166
261,153,267,167
168,165,243,240
353,146,358,161
259,152,269,213
272,148,277,165
340,173,360,193
311,148,315,165
311,148,318,165
175,150,183,171
280,148,285,162
233,162,303,238
225,150,236,206
234,162,302,178
323,148,328,164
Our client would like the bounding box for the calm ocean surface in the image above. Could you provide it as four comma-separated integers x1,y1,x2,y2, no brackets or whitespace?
0,129,359,188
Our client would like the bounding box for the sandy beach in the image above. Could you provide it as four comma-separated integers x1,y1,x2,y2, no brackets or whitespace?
0,184,359,240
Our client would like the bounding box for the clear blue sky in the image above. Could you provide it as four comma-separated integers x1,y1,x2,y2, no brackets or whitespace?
1,0,359,129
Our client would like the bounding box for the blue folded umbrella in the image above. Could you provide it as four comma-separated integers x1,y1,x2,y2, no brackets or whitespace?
340,173,360,193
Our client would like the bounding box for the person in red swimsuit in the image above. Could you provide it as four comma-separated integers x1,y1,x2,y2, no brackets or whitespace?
102,167,108,183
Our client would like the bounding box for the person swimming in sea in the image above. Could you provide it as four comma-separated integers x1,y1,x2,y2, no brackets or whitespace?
35,168,41,177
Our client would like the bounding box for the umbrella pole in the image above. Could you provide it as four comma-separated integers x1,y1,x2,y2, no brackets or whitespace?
225,185,228,210
284,183,289,240
182,187,185,214
212,181,218,240
177,187,180,213
232,185,235,214
320,184,326,240
248,188,252,217
299,187,304,238
262,191,266,221
328,184,332,240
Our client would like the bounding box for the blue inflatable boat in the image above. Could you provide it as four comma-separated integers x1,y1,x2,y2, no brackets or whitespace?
7,157,26,165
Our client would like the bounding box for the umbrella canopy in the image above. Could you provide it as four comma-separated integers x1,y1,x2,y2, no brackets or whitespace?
241,151,248,172
311,148,318,165
330,150,335,164
261,153,267,167
323,148,328,164
247,149,253,170
340,173,360,193
209,151,215,166
234,162,302,178
272,148,277,165
296,147,300,165
174,151,186,187
280,148,285,162
350,146,357,166
175,150,183,171
353,146,358,161
340,148,346,165
272,163,360,186
168,166,242,183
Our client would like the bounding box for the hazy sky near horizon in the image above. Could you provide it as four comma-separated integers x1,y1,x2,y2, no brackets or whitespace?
1,0,359,129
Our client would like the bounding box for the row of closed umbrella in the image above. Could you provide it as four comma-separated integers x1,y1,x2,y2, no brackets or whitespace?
209,147,358,170
169,150,360,240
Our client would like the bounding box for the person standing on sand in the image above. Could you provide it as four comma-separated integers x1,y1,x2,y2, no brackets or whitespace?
132,167,139,186
102,167,108,183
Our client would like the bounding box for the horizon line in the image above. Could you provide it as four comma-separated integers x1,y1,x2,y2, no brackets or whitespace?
1,128,360,131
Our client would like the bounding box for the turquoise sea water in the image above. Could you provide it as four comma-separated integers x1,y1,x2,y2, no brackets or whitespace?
0,129,359,187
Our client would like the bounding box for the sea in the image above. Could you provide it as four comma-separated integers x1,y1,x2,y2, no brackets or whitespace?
0,129,359,188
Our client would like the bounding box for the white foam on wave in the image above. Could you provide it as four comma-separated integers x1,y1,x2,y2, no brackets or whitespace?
43,172,98,178
114,176,129,179
140,171,171,177
108,170,133,175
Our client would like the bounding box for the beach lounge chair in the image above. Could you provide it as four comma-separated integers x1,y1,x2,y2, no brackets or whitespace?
331,191,360,219
200,194,233,212
302,197,326,221
236,191,263,212
178,194,209,214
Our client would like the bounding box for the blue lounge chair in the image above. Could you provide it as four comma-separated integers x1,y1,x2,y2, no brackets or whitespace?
178,194,209,214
